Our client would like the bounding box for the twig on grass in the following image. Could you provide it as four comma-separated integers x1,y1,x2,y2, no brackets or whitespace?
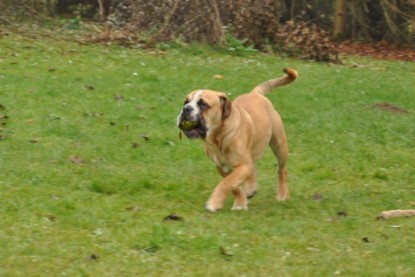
376,209,415,220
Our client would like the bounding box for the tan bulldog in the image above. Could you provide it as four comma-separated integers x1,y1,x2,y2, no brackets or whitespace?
177,68,298,212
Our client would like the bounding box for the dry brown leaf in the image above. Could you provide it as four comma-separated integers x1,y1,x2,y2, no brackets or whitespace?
70,155,84,165
164,214,183,221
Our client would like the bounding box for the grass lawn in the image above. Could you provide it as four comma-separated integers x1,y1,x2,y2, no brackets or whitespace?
0,34,414,276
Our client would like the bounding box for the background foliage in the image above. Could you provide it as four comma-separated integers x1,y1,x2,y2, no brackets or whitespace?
1,0,414,62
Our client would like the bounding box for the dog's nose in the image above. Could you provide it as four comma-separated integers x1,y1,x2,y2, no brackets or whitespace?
183,105,193,114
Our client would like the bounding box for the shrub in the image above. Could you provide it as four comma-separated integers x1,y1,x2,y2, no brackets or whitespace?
276,21,341,63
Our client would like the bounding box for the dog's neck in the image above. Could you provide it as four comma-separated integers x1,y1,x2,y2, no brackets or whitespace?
204,106,242,148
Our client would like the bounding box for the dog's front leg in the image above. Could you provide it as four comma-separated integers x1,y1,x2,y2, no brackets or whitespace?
206,164,253,212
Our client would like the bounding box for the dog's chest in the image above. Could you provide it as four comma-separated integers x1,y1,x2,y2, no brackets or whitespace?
212,154,232,173
205,146,233,173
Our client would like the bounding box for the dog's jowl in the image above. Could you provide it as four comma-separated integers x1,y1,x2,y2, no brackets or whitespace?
177,68,298,212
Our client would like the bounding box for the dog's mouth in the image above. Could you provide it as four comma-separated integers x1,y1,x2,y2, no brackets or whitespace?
178,118,207,139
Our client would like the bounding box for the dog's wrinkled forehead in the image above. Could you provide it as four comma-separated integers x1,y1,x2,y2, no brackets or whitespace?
186,90,204,103
185,89,220,105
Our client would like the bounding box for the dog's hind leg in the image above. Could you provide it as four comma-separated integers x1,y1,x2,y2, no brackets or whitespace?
243,167,258,199
231,187,248,210
231,169,258,210
269,118,289,201
217,166,252,210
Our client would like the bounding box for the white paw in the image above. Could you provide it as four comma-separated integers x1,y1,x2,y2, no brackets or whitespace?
231,204,248,211
205,203,220,212
276,194,289,201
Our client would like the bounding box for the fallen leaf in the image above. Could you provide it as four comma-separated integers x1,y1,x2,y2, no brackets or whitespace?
350,62,367,68
125,205,141,212
0,115,8,126
337,211,348,217
70,155,84,164
91,158,104,165
139,134,150,141
131,142,140,148
325,217,336,223
219,246,233,257
312,193,323,201
93,228,104,236
362,237,371,243
83,112,104,118
114,94,124,101
144,245,160,253
46,214,56,222
29,138,40,143
88,254,98,260
166,141,175,146
372,103,410,114
214,74,224,79
164,213,183,221
84,85,95,91
48,114,62,120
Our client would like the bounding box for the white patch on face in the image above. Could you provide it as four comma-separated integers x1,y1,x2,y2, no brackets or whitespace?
177,90,204,125
186,90,204,120
194,90,204,97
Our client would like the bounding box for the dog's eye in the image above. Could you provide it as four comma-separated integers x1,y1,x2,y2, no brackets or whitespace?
198,100,210,110
184,99,189,105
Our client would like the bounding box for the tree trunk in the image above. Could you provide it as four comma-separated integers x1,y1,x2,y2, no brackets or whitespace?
334,0,346,37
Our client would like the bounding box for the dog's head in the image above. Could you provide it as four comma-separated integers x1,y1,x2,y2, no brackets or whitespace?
177,90,232,139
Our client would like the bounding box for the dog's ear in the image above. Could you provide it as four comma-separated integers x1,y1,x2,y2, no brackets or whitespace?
220,95,232,120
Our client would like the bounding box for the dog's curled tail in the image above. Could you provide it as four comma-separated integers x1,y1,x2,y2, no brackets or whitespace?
249,68,298,96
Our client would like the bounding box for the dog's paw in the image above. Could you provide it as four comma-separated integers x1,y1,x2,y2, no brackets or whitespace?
276,193,289,201
205,203,221,212
206,193,226,212
247,191,257,199
231,203,248,211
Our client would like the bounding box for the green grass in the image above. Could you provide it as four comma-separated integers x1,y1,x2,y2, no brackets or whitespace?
1,34,415,276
